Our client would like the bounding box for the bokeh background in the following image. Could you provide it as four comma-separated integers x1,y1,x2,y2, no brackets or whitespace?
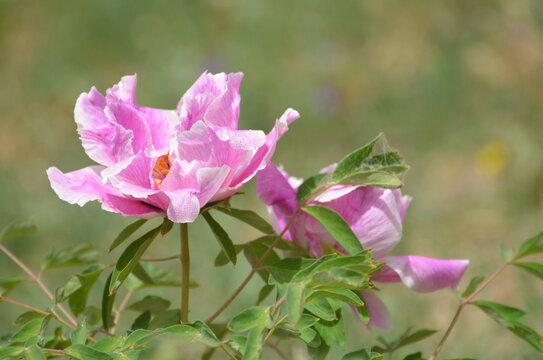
1,1,543,359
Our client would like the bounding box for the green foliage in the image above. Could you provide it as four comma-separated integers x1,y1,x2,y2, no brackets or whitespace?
472,300,543,352
515,231,543,260
461,275,485,298
343,347,383,360
127,295,171,314
41,243,100,271
66,344,113,360
302,205,364,255
512,262,543,281
63,264,105,315
373,327,437,353
24,345,46,360
297,173,328,205
109,219,147,253
215,207,275,235
0,219,37,243
202,211,237,266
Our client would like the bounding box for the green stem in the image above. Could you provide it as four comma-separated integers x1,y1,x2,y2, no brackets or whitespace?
180,223,190,323
428,262,508,360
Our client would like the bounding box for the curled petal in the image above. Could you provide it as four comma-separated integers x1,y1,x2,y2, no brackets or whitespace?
164,189,200,223
256,162,299,217
383,255,469,293
47,166,162,218
360,290,392,332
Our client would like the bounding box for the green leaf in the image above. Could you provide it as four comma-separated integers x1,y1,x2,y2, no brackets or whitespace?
268,257,317,283
131,310,151,330
461,275,485,298
160,219,174,235
0,278,26,297
402,353,424,360
513,262,543,280
216,207,274,234
189,321,222,347
64,264,105,316
516,231,543,259
148,309,180,330
92,337,123,353
287,282,306,324
304,298,337,321
297,173,328,205
257,284,275,305
0,219,37,243
24,344,46,360
313,312,346,348
109,225,162,293
109,219,147,253
333,134,383,182
41,243,100,271
70,321,86,345
396,329,437,348
124,262,199,291
335,171,402,189
228,306,272,333
101,273,116,331
300,327,321,348
131,262,154,285
37,315,52,346
0,347,24,358
127,295,171,314
202,212,237,266
122,329,154,349
83,306,101,327
214,245,245,267
243,326,265,360
306,289,365,307
302,205,363,255
66,344,113,360
473,301,543,351
15,311,46,325
307,342,330,360
11,318,42,343
343,347,383,360
499,242,515,262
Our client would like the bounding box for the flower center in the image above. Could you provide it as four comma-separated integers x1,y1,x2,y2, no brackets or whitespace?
152,154,171,188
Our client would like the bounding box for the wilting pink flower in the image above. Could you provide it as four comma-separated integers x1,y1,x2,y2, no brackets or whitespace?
256,163,468,330
47,72,299,223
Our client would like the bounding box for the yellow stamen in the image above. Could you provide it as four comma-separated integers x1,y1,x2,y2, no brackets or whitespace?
152,154,171,189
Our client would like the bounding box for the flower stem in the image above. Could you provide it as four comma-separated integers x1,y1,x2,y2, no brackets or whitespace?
206,208,303,324
428,262,508,360
180,223,190,323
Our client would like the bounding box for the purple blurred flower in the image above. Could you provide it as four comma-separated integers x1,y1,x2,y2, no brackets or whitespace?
47,72,299,223
256,163,469,331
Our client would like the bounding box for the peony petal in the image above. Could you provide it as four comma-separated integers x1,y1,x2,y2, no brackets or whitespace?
75,88,133,166
384,255,469,293
47,166,162,218
104,102,152,154
164,189,200,223
106,74,137,105
204,73,243,129
139,107,177,151
195,165,231,205
256,163,299,217
360,290,392,332
101,151,158,198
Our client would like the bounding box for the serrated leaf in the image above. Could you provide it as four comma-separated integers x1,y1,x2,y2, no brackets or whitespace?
0,219,37,243
202,212,237,266
343,347,383,360
11,318,42,343
333,134,383,182
228,306,272,333
69,321,86,345
513,262,543,280
516,231,543,259
462,275,485,298
127,295,171,314
216,207,274,234
41,243,100,271
109,219,147,253
109,225,162,294
66,344,113,360
297,173,328,205
302,205,363,255
24,344,46,360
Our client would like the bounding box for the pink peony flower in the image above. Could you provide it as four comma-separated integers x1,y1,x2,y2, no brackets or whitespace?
47,72,299,223
256,162,468,331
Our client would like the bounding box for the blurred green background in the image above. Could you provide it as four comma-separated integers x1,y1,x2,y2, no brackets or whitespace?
1,0,543,359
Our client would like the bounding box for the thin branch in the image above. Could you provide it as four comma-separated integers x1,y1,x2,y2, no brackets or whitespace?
219,342,237,360
140,255,180,262
180,223,190,323
206,208,303,324
263,313,288,344
428,262,508,360
1,296,49,316
266,341,288,360
111,290,133,335
0,244,78,328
